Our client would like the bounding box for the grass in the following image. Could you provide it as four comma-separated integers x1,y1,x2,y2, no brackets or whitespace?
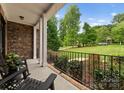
55,45,124,86
61,45,124,56
58,45,124,76
52,45,124,77
59,46,73,50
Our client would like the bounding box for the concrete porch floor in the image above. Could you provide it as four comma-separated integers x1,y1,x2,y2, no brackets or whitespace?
27,60,79,90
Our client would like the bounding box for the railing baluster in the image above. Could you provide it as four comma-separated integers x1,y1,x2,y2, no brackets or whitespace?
110,56,113,89
104,55,106,78
92,54,94,89
48,50,124,90
119,57,121,90
88,54,90,87
81,53,83,84
85,53,87,86
98,55,100,70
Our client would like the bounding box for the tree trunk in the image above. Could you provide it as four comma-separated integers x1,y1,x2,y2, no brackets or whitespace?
83,43,84,47
120,41,122,45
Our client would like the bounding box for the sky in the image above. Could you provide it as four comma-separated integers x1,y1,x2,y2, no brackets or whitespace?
55,3,124,33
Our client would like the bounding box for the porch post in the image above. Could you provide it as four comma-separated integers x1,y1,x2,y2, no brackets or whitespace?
42,14,48,66
33,26,37,59
39,18,43,66
39,14,47,67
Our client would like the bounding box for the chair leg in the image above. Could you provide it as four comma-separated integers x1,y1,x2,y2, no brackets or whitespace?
23,71,27,79
50,82,55,90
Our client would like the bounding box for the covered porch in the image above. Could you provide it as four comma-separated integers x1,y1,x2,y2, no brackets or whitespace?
1,3,64,67
0,3,89,90
27,59,79,90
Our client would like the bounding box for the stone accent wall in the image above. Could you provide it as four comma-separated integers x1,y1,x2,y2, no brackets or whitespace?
7,21,33,59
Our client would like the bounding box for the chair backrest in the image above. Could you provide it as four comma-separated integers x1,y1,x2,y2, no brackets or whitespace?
19,58,30,77
0,52,30,79
0,52,9,78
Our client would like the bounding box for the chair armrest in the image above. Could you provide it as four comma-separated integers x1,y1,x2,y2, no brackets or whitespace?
37,73,57,90
19,59,30,76
0,68,27,86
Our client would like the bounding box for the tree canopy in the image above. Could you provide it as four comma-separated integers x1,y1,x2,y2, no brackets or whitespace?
47,16,60,51
83,22,97,44
47,5,124,51
93,25,111,43
113,13,124,24
63,5,81,46
111,22,124,43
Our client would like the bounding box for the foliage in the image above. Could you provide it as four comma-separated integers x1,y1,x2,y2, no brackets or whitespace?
54,55,82,80
77,33,83,46
86,28,97,45
78,33,88,47
82,22,91,43
63,5,81,46
94,69,104,82
112,13,124,23
94,68,124,89
5,53,21,70
67,60,82,80
111,22,124,44
79,22,97,46
59,19,66,46
83,22,91,33
47,5,124,49
48,5,124,48
47,16,60,51
95,26,111,43
54,55,68,72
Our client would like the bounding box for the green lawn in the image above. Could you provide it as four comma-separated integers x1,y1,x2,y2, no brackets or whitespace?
59,45,124,76
61,45,124,56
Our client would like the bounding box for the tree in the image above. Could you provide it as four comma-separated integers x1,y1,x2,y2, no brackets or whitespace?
78,33,87,47
59,19,66,46
47,16,60,51
93,25,111,43
111,22,124,44
82,22,97,45
63,5,81,46
83,22,91,34
87,29,97,44
112,13,124,24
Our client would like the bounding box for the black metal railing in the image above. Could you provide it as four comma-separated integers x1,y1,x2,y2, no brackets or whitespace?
47,50,124,89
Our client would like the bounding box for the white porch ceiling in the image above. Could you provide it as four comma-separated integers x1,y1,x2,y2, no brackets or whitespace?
1,3,54,26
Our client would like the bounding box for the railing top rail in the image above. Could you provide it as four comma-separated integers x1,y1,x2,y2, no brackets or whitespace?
58,50,124,57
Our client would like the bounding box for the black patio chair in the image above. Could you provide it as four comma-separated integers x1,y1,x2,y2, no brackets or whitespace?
0,53,29,89
0,53,57,90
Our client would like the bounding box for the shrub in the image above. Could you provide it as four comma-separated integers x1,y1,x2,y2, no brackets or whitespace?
5,53,21,70
54,56,82,81
67,60,82,81
54,55,68,72
5,53,22,75
94,68,124,89
94,69,104,82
